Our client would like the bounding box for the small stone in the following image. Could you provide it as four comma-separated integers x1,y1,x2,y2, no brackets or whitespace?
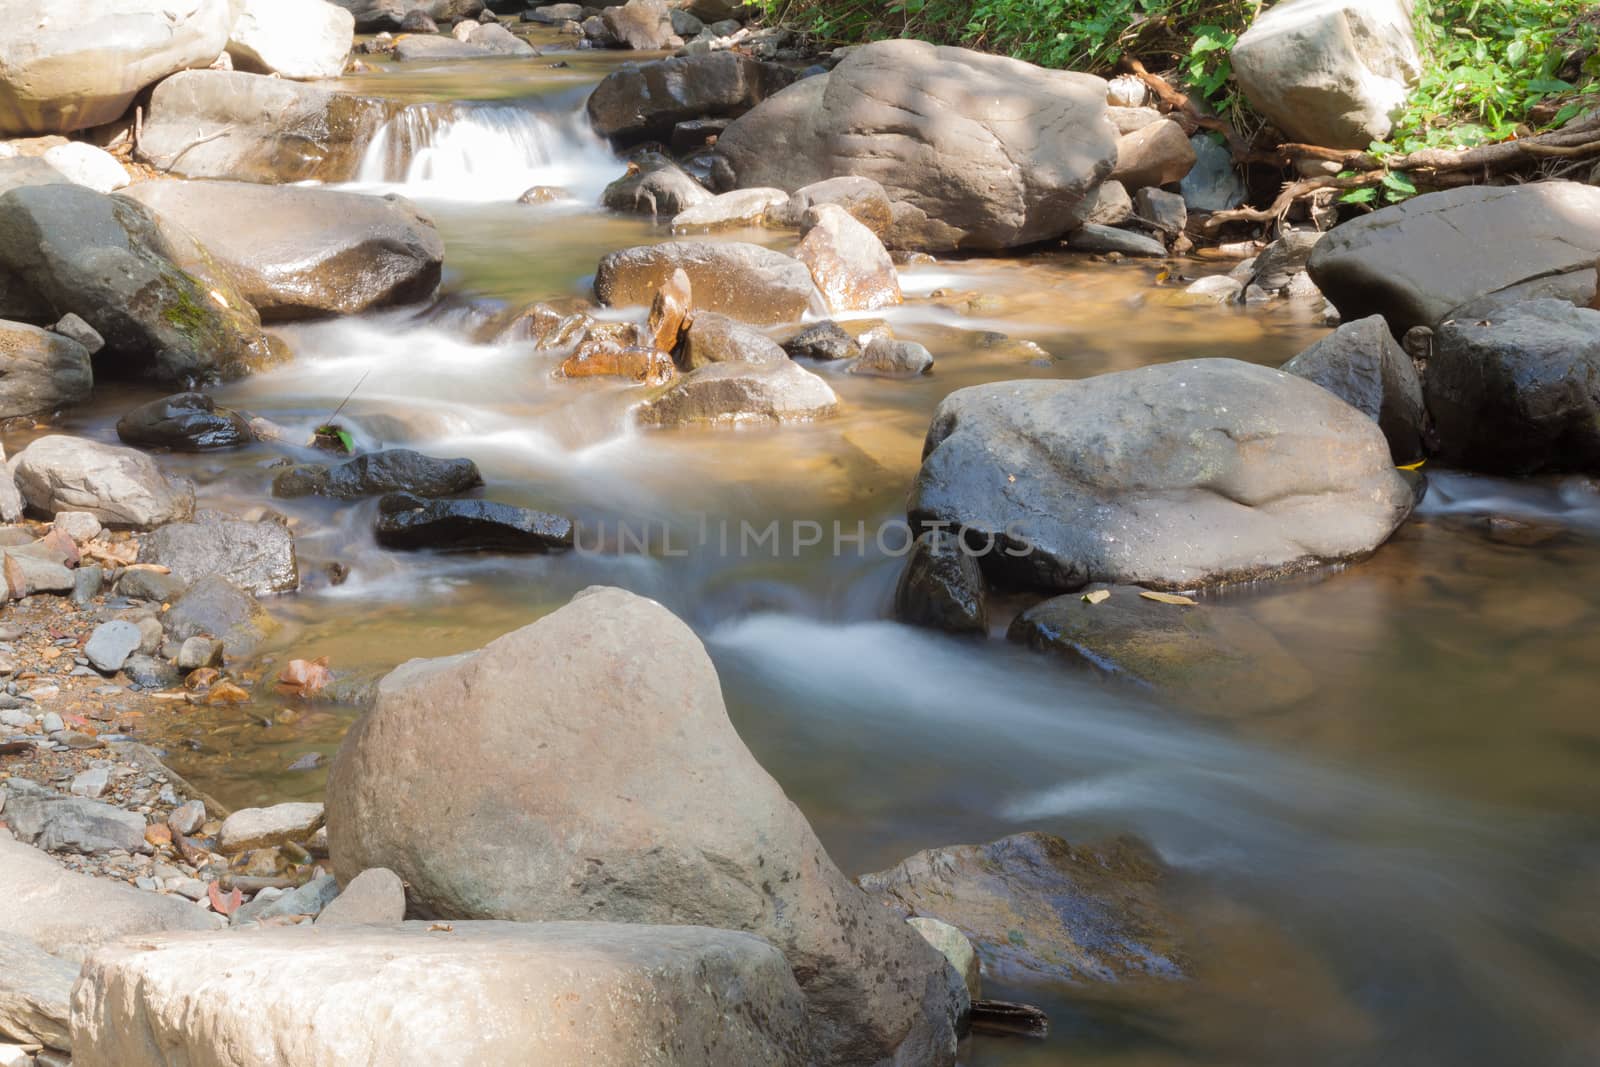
176,636,223,670
850,338,933,378
70,767,111,798
287,752,323,772
70,564,103,606
52,510,102,542
908,916,982,1001
40,712,63,733
134,875,158,891
144,823,172,848
168,800,206,836
84,619,142,673
218,802,325,854
173,878,208,901
316,867,406,926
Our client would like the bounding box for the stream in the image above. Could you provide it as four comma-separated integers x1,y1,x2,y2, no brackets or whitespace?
34,37,1600,1067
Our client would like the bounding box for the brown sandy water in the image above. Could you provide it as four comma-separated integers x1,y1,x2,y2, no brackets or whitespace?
15,40,1600,1067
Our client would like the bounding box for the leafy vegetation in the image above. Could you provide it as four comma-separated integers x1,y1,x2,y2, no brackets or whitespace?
757,0,1598,151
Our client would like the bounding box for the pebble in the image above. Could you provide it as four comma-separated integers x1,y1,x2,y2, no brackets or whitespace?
70,767,111,798
85,619,143,673
41,711,63,732
168,799,206,836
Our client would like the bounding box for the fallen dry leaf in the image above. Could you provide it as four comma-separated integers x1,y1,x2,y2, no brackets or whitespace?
1081,589,1111,605
428,923,455,933
207,882,243,916
205,681,251,705
1139,591,1197,606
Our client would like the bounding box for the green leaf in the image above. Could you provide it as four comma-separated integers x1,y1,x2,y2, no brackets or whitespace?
336,430,355,454
1341,187,1378,205
1525,77,1574,94
1381,171,1418,197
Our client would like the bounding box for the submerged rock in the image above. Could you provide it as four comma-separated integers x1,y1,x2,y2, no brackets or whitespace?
374,493,576,553
72,922,813,1067
272,450,483,501
115,392,253,452
1066,223,1167,258
717,39,1117,251
1281,314,1424,463
907,359,1417,592
1427,299,1600,475
783,321,859,362
8,435,195,528
860,831,1186,985
851,337,932,378
1007,585,1316,716
326,587,965,1066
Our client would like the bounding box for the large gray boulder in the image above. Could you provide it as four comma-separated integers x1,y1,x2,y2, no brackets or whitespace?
137,515,299,596
1426,300,1600,475
121,180,442,321
1307,182,1600,333
227,0,355,80
1230,0,1422,148
0,931,74,1051
595,241,821,325
908,359,1417,592
1281,314,1424,463
717,39,1118,251
0,830,221,964
8,435,194,527
586,51,798,144
137,69,399,183
72,922,811,1067
0,0,232,136
0,320,92,418
326,588,964,1066
0,184,277,385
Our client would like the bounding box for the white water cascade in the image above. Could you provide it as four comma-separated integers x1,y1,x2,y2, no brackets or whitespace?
349,99,618,203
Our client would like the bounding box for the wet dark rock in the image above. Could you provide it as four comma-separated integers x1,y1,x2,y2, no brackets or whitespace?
601,157,711,219
1132,187,1187,236
137,514,299,596
398,10,438,32
585,52,798,145
1427,299,1600,474
1007,585,1316,716
893,530,987,635
116,392,252,452
1306,182,1600,334
783,321,858,362
1281,314,1425,463
1250,229,1323,292
272,450,484,501
0,184,275,386
908,359,1416,592
1066,223,1167,258
670,117,730,153
162,574,277,657
859,831,1186,985
374,492,575,553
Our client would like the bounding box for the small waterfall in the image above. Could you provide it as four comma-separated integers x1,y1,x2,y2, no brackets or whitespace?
350,99,617,203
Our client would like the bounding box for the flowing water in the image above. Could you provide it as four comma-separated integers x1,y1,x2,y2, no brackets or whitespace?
27,37,1600,1066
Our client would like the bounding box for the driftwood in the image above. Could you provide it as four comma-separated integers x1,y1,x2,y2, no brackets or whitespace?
969,999,1050,1039
1122,58,1600,232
